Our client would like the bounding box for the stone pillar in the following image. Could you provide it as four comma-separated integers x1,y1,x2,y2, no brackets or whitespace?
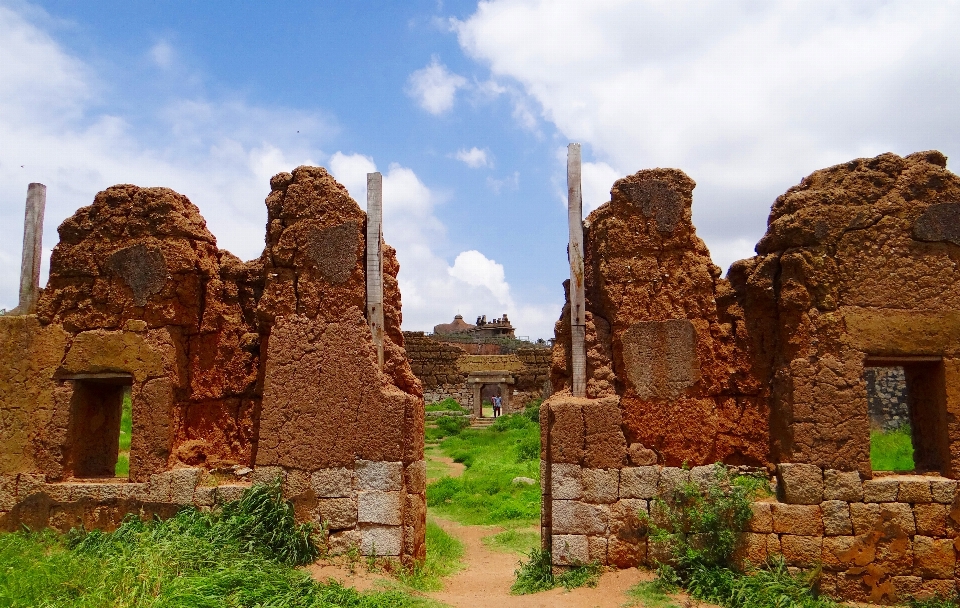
502,383,512,415
472,383,482,417
366,172,384,369
11,183,46,315
567,144,586,397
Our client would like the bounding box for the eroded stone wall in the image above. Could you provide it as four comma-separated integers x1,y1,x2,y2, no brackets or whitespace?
548,461,960,604
404,331,550,409
542,151,960,600
0,167,425,563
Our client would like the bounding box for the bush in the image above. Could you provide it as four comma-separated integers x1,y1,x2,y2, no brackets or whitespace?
511,548,601,595
427,414,470,441
523,399,542,423
647,465,835,608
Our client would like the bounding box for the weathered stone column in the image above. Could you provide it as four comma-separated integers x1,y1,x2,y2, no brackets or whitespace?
567,144,586,397
366,172,384,369
11,183,46,315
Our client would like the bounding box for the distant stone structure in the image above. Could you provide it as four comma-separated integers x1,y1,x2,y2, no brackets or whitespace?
865,367,910,431
0,167,425,564
433,313,516,339
403,331,550,415
542,151,960,603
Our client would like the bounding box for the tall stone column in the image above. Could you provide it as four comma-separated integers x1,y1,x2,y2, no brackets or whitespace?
366,172,384,369
567,144,586,397
11,183,46,315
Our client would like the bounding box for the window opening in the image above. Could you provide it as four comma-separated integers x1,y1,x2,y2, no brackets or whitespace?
61,373,133,479
116,386,132,477
865,357,948,475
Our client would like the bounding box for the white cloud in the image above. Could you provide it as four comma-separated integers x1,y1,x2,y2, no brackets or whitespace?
0,4,329,309
455,1,960,272
405,56,468,115
581,160,621,213
149,40,174,69
330,154,557,338
449,250,512,305
454,146,491,168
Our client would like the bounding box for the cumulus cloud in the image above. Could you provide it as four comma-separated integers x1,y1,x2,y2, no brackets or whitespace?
330,153,556,338
406,56,468,115
0,3,329,309
454,146,491,168
455,1,960,273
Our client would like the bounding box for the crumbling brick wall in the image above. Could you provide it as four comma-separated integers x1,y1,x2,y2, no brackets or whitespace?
0,167,425,563
542,151,960,601
403,332,550,408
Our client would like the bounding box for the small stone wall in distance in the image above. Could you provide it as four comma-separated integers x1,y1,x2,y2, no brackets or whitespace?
548,462,960,604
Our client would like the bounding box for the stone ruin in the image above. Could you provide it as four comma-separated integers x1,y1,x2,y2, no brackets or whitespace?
543,151,960,602
403,331,550,416
0,166,425,564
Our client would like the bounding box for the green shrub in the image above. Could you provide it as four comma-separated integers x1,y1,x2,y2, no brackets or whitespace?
515,434,540,462
426,414,470,441
523,399,542,423
647,465,834,608
511,548,601,595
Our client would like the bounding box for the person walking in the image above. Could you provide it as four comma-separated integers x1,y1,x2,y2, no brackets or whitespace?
492,395,502,418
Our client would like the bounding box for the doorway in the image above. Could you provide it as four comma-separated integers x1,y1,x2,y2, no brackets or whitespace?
63,373,134,478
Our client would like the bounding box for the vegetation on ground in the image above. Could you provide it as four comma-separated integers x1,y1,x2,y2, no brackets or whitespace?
481,528,540,555
510,547,601,595
647,465,837,608
426,412,541,526
395,519,464,592
908,593,960,608
425,415,471,442
115,390,132,477
424,398,468,413
0,481,434,607
871,424,915,472
625,580,680,608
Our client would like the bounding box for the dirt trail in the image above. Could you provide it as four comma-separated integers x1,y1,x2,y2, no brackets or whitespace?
429,454,466,480
426,516,650,608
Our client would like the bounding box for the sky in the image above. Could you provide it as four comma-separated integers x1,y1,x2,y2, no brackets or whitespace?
2,0,959,340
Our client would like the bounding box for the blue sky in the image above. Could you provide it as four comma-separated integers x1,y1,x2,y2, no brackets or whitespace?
2,1,959,339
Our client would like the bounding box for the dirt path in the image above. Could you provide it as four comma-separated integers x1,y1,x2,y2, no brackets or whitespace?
430,454,465,479
426,516,651,608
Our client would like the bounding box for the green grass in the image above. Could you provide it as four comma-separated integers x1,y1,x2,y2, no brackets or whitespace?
481,529,540,555
871,424,915,472
625,581,681,608
510,548,601,595
0,481,434,608
424,398,467,413
115,390,132,477
426,413,541,526
395,519,464,592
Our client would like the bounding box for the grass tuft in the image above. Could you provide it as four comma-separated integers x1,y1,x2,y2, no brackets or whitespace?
510,547,601,595
0,481,434,607
395,519,464,592
625,580,680,608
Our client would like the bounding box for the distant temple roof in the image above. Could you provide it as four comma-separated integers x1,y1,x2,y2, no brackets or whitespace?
433,314,515,338
433,314,476,335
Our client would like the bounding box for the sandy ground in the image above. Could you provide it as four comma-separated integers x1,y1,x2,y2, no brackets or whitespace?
428,454,466,480
426,516,652,608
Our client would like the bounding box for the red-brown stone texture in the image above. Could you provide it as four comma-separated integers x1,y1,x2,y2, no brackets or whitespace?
550,168,769,467
0,166,424,563
543,152,960,601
